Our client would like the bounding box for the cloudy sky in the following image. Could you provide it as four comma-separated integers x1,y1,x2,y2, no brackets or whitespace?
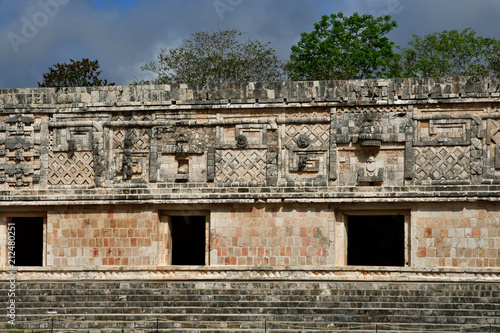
1,0,500,88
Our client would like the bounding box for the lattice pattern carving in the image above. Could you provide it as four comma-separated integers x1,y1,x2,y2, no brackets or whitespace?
490,119,500,144
112,113,151,122
286,110,330,118
414,146,471,180
285,124,329,148
337,105,407,113
216,149,266,183
48,151,94,186
113,128,150,150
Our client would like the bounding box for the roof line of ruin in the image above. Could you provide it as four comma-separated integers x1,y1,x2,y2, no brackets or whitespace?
1,76,499,109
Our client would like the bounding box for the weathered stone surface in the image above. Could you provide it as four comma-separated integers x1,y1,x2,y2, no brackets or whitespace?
0,77,499,280
1,280,500,331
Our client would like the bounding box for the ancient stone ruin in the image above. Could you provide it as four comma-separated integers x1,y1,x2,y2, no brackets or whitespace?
1,76,500,331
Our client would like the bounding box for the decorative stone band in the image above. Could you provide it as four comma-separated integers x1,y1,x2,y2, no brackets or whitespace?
2,266,500,282
0,185,498,205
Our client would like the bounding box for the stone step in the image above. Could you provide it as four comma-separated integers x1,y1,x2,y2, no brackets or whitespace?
2,316,497,333
2,280,499,332
4,290,498,301
4,289,498,297
3,286,498,297
7,311,500,327
4,298,499,310
9,301,500,316
3,281,498,290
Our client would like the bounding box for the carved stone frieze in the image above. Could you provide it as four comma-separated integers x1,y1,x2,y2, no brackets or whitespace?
109,126,151,183
48,151,94,186
415,119,470,146
288,149,326,174
53,127,93,152
489,119,500,172
414,146,471,181
156,126,207,183
284,124,329,149
358,113,383,147
216,149,267,184
296,134,310,149
357,155,384,185
1,77,500,192
153,125,176,139
235,134,248,149
0,114,41,188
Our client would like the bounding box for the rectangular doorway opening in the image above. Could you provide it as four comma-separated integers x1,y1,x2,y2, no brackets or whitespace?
347,215,405,267
170,216,206,265
12,217,44,266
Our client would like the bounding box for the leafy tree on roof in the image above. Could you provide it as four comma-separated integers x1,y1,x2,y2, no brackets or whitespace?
398,28,500,77
285,12,399,81
141,29,284,86
38,58,114,87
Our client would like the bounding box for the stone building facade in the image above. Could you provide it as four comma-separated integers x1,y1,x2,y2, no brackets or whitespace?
0,76,500,281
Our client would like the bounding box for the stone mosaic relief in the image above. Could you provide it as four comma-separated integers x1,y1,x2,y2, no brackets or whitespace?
221,125,267,148
155,126,207,183
216,149,267,184
334,109,407,186
112,112,152,122
111,127,151,182
215,124,271,185
113,128,151,151
335,107,408,143
412,117,483,183
413,146,471,181
284,124,329,149
104,112,153,183
48,125,96,186
4,104,500,188
283,124,329,180
416,120,470,145
488,119,500,174
0,114,41,188
48,152,94,186
337,148,405,186
285,109,330,118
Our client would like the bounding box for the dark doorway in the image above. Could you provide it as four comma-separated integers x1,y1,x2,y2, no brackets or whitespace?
171,216,206,265
347,215,405,267
12,217,44,266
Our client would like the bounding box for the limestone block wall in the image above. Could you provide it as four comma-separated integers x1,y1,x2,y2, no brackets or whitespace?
0,76,499,276
47,206,159,266
413,202,500,268
1,201,500,274
210,204,333,266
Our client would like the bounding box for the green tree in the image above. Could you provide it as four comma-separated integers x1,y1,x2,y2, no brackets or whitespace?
38,58,114,87
285,12,399,81
398,29,500,77
141,29,284,85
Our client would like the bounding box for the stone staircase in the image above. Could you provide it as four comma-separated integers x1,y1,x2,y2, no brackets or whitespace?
1,280,500,332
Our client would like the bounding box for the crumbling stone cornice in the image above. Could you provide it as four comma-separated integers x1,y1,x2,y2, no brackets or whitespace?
1,76,500,110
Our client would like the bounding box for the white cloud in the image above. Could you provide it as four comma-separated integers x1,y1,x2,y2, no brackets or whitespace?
1,0,500,88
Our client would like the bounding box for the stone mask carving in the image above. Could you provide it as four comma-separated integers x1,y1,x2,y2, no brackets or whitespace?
297,134,310,148
236,134,248,148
